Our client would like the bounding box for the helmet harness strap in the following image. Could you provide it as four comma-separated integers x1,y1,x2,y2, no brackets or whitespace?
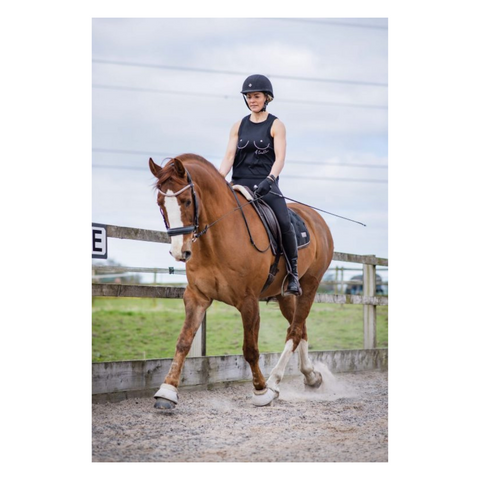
242,94,269,112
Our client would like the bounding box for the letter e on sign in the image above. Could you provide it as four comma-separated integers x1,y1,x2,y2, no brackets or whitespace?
92,223,108,259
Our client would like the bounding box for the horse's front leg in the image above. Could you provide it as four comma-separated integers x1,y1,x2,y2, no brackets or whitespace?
154,287,211,409
239,296,277,407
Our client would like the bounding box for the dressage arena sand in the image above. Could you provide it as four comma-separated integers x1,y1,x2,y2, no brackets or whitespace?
92,365,388,462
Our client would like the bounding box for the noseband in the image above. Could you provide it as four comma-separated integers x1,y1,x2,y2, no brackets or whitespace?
158,170,199,238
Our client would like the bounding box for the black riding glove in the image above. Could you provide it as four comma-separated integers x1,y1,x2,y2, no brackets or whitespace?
255,176,274,196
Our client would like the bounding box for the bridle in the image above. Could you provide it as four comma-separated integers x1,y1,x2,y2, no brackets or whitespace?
157,169,200,239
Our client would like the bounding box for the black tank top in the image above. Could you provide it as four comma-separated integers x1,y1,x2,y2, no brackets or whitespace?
232,113,278,180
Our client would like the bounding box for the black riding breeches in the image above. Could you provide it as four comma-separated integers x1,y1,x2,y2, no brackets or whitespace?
233,178,293,233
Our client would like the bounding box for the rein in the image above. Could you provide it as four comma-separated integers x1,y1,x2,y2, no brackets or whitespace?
160,168,365,247
158,169,266,246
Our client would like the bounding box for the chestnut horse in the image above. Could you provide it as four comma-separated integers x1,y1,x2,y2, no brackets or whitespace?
149,154,334,408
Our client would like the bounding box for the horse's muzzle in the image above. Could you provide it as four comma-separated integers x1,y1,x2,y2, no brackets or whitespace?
170,249,192,262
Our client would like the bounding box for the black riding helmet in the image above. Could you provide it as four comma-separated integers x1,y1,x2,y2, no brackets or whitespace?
241,74,274,111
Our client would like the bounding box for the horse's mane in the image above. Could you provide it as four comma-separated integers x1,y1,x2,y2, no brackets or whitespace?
155,153,223,187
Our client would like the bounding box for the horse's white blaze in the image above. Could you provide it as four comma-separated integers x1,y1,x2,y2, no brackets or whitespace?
164,191,184,260
266,339,294,392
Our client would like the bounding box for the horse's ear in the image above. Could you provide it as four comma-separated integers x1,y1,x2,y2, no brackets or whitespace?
173,158,186,178
149,158,162,178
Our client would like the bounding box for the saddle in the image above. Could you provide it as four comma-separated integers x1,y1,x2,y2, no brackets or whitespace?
231,184,310,292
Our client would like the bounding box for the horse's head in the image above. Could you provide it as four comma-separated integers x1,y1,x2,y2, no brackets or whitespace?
149,157,199,262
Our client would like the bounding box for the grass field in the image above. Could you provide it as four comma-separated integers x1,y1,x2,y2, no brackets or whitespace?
92,297,388,362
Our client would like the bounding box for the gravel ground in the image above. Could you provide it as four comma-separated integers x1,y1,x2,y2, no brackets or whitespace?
92,365,388,462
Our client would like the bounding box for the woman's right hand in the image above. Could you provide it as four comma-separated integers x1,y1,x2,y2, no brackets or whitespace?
255,177,273,196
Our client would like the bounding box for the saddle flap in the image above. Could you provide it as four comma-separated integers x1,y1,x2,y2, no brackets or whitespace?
233,185,280,253
232,184,310,251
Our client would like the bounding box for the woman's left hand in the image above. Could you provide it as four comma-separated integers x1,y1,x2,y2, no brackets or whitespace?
255,177,273,196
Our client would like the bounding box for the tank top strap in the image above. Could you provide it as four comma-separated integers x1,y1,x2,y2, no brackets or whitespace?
266,113,278,125
265,114,278,137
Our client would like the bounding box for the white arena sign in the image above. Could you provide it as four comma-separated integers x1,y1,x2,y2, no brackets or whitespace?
92,223,108,259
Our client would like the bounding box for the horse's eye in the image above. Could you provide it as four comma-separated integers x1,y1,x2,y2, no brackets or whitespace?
185,200,192,207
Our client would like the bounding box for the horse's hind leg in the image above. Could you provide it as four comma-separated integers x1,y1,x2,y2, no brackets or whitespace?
267,276,322,395
298,336,322,388
266,295,297,395
289,276,323,388
154,286,211,409
239,295,276,407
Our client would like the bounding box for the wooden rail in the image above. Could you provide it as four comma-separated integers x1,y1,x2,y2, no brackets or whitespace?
91,284,388,306
104,224,388,266
93,224,388,352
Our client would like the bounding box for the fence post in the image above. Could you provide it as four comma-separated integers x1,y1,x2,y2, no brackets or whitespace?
188,313,207,357
334,266,339,295
363,259,377,349
152,271,158,307
92,268,95,307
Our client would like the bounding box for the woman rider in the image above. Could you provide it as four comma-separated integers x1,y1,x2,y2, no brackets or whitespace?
218,74,301,296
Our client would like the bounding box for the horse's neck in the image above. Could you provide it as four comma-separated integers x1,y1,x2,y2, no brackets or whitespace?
188,166,233,222
192,174,239,252
198,181,236,227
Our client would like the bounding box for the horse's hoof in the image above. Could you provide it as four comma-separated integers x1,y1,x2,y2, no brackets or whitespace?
304,371,323,389
153,383,178,409
252,387,278,407
154,398,176,410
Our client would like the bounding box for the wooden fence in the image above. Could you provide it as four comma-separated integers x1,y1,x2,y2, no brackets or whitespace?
92,265,389,294
92,224,388,355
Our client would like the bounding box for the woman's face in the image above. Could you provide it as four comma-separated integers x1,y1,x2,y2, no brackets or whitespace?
246,92,267,112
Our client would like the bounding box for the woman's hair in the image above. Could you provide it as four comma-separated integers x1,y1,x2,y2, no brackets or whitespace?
266,94,274,103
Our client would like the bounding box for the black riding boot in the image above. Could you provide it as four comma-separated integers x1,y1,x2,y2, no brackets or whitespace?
282,228,302,296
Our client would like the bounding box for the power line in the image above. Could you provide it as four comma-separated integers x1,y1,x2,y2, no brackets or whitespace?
92,59,388,88
94,84,227,99
93,164,145,171
93,84,387,110
286,174,387,184
92,164,387,184
287,160,387,169
93,147,173,157
271,19,388,30
92,148,387,169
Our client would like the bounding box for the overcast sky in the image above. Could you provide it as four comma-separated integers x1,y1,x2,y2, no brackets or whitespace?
5,3,480,471
92,17,388,281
